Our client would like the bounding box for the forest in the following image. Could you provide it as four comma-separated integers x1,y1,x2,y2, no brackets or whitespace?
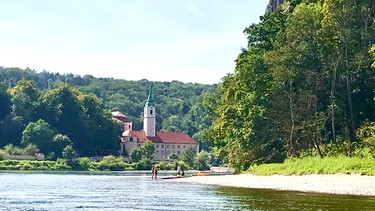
0,67,215,159
204,0,375,170
2,0,375,172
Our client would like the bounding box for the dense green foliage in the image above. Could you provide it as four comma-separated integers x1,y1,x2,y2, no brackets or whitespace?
0,78,120,158
0,67,215,157
206,0,375,171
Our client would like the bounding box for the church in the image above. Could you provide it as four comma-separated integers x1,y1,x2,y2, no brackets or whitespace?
112,90,199,160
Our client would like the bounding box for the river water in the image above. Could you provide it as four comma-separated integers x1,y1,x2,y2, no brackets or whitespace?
0,172,374,210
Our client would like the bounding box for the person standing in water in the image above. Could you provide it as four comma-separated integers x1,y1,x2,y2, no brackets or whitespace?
154,167,158,179
151,167,155,179
177,165,181,176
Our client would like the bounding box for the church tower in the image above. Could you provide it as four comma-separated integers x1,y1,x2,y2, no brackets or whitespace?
143,87,156,137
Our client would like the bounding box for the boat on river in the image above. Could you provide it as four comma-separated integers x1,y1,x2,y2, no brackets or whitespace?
161,175,183,180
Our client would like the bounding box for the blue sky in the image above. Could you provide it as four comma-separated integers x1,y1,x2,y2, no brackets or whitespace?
0,1,268,84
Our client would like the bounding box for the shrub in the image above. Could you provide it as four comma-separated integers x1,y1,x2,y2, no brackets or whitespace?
175,160,188,171
79,157,92,170
155,161,168,170
98,155,126,171
165,163,175,170
135,158,152,170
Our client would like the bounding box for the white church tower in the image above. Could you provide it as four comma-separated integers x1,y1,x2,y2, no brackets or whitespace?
143,87,156,137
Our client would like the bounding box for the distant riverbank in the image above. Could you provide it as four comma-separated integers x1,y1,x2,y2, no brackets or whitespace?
176,173,375,196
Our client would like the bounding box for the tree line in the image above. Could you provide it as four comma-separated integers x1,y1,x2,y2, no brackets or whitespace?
0,67,216,159
204,0,375,170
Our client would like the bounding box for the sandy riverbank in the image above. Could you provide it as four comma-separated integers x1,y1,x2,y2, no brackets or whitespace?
176,173,375,196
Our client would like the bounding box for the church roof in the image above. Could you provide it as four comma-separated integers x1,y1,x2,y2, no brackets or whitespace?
145,87,155,107
112,111,132,123
125,130,198,145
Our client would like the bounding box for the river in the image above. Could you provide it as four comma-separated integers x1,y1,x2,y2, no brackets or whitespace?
0,172,374,210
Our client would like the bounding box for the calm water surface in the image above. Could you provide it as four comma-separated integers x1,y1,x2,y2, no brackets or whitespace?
0,172,374,210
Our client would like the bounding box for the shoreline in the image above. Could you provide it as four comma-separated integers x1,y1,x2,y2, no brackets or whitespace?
176,173,375,196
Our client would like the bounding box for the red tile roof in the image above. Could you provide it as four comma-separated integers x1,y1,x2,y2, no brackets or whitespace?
126,130,198,145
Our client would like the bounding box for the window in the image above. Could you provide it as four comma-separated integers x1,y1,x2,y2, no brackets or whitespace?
150,109,153,115
156,144,159,148
155,150,159,155
177,151,180,155
177,145,180,149
129,137,133,142
162,144,164,148
166,145,169,149
172,145,175,149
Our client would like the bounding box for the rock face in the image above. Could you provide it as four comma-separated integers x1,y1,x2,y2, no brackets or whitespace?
266,0,287,12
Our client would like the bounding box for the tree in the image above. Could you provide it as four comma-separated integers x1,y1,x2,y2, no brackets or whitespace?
52,134,72,158
23,143,40,156
140,140,155,160
169,152,179,160
194,150,211,171
206,8,289,169
39,84,86,152
21,119,55,154
323,0,375,145
0,82,11,121
130,147,143,162
130,140,155,162
62,145,77,165
183,145,197,167
264,2,327,157
8,78,40,124
80,94,119,151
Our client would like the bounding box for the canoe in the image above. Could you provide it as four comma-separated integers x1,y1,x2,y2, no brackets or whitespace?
161,175,182,180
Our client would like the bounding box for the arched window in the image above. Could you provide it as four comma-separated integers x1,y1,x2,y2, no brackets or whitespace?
150,109,153,115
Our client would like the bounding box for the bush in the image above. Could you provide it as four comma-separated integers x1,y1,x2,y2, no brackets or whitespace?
97,155,126,171
155,161,168,170
175,160,188,171
165,163,175,170
79,157,92,170
135,158,152,170
0,159,71,171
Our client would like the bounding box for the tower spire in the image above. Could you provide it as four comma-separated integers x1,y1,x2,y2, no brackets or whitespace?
144,83,156,137
145,83,154,107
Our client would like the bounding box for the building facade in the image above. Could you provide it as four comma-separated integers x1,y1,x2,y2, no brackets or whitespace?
114,90,199,160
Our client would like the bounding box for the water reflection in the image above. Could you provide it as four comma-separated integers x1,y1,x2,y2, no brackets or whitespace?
1,172,375,210
215,186,375,210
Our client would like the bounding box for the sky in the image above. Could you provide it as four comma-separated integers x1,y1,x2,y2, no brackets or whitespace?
0,0,269,84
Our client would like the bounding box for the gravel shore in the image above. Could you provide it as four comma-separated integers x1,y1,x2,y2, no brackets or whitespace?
176,174,375,196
